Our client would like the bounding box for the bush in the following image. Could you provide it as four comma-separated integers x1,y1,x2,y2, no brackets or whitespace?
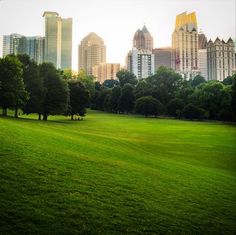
135,96,163,117
183,103,206,120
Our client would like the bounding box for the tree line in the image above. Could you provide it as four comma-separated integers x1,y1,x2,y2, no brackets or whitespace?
0,54,236,121
0,54,90,120
91,68,236,121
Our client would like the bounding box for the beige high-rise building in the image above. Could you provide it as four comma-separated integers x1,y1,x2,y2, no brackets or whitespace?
92,63,121,83
172,12,199,80
78,32,106,75
198,49,208,80
207,38,235,81
43,11,72,70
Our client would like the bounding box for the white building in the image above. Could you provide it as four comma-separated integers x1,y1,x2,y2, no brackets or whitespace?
198,49,208,80
207,38,235,81
126,47,154,79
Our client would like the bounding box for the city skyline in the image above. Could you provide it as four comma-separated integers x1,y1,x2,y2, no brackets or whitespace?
0,0,235,71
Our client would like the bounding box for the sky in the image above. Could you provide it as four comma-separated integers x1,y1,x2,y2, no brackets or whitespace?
0,0,235,70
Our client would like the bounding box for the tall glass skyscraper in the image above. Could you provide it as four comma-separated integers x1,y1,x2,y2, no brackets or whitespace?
43,11,72,70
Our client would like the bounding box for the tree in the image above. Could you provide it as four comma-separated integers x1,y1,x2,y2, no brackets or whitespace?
231,74,236,120
103,79,119,88
183,103,206,120
109,86,121,113
17,54,45,119
166,98,184,117
223,76,234,85
0,55,28,117
134,80,152,99
135,96,163,117
39,63,69,121
118,84,135,114
189,75,206,88
68,80,90,120
146,66,183,105
116,69,137,87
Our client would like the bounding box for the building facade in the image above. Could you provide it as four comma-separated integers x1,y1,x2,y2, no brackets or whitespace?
152,47,172,71
171,12,199,80
133,25,153,51
78,32,106,75
126,47,154,79
2,34,44,64
198,31,207,49
43,11,72,70
207,38,235,81
92,63,120,83
198,49,208,80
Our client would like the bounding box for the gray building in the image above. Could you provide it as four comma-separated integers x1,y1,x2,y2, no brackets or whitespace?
207,38,235,81
152,47,172,71
43,11,72,70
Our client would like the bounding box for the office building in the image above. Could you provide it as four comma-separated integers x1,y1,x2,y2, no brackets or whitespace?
207,38,235,81
152,47,172,71
78,32,106,75
171,11,199,80
198,49,208,80
92,63,121,83
43,11,72,69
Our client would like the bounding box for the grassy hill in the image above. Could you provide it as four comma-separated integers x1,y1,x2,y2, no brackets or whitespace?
0,111,235,234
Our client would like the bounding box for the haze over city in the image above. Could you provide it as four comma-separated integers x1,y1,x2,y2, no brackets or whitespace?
0,0,235,70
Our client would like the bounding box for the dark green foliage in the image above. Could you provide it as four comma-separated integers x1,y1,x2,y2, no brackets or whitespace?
103,79,119,88
223,75,234,85
189,75,206,88
0,55,28,117
135,96,163,117
39,63,69,120
183,103,206,120
118,84,135,114
17,54,45,117
134,80,152,99
68,80,90,120
116,69,137,87
167,98,185,117
231,74,236,119
146,66,183,105
109,86,121,113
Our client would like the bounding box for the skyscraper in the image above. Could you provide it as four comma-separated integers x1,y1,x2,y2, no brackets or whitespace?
27,36,45,64
198,31,207,49
171,12,199,80
198,49,208,80
78,32,106,75
43,11,72,70
3,35,11,57
207,38,235,81
126,48,154,79
133,25,153,51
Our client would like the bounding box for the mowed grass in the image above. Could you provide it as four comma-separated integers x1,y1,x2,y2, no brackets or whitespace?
0,111,236,234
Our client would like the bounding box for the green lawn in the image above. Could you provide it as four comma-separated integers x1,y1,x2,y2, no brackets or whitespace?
0,111,236,234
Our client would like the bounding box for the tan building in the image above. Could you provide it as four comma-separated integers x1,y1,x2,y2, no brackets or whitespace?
43,11,72,70
171,12,199,80
198,31,207,49
78,32,106,75
207,38,235,81
152,47,172,71
92,63,120,83
133,25,153,51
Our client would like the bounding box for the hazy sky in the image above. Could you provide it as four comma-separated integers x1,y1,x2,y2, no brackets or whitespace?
0,0,235,70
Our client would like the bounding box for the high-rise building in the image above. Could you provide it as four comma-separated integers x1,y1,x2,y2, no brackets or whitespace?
78,32,106,75
43,11,72,70
198,31,207,49
207,38,235,81
92,63,121,83
133,25,153,51
171,12,199,80
126,47,154,79
152,47,172,71
198,49,208,80
3,34,44,64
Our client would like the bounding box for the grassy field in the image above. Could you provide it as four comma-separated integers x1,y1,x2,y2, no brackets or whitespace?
0,111,236,234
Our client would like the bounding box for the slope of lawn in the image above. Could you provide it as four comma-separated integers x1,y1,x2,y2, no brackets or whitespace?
0,111,236,234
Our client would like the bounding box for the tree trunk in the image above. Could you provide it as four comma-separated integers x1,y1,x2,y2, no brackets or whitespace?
2,108,4,116
71,115,73,120
38,114,41,120
14,107,18,118
43,114,48,121
4,108,7,116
